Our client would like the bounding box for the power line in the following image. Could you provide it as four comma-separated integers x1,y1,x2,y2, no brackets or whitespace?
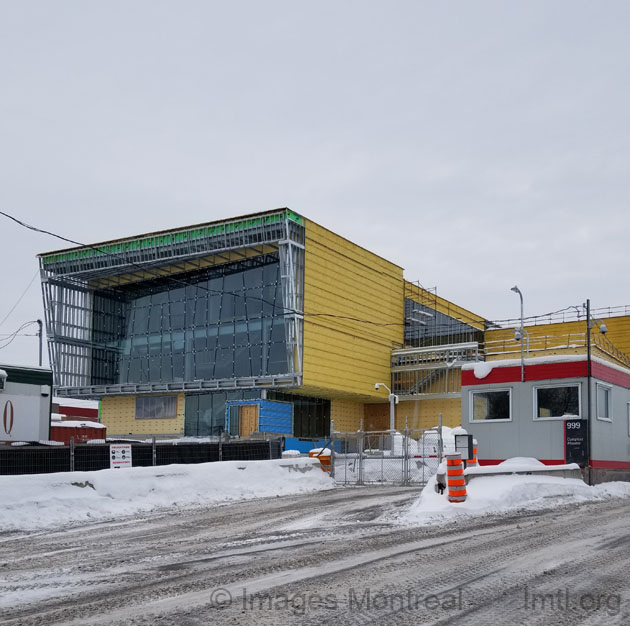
4,210,598,334
0,320,39,350
0,269,39,328
0,210,410,328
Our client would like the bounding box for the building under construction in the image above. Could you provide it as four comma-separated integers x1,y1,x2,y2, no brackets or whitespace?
38,208,486,439
38,207,630,474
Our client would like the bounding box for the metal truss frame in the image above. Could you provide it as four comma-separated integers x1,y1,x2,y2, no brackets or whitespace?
40,210,305,397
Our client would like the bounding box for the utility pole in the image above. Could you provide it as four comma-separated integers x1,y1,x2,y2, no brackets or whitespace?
586,299,592,482
37,319,43,367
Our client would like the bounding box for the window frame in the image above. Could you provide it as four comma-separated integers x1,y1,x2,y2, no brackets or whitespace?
596,383,613,422
135,395,178,420
469,388,512,423
532,382,581,421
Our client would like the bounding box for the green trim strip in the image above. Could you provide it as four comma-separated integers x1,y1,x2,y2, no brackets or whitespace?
42,210,302,265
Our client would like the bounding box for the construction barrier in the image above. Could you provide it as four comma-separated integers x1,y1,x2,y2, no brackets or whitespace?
308,448,331,472
468,439,478,467
446,452,467,503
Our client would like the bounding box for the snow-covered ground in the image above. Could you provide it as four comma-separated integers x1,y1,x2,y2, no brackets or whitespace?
0,457,334,531
402,469,630,525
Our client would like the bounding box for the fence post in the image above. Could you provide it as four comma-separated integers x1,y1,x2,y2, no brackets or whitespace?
421,427,426,484
268,438,273,460
358,419,364,486
402,416,409,487
69,437,75,472
152,436,157,467
330,420,336,480
437,413,443,466
218,436,223,462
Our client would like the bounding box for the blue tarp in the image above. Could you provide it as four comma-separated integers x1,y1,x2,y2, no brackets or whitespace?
225,400,293,435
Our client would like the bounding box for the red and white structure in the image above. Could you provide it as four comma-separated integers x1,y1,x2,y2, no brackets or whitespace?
462,355,630,483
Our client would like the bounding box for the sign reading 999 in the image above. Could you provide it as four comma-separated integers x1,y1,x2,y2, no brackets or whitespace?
565,419,588,466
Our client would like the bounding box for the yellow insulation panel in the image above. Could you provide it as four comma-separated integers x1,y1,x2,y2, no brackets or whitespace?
396,398,462,430
330,398,365,432
363,398,462,431
101,393,185,435
302,219,404,398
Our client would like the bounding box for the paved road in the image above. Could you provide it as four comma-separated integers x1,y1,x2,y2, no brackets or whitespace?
1,487,629,625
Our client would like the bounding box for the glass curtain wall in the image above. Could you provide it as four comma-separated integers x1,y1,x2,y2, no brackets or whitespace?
404,299,483,348
91,254,290,385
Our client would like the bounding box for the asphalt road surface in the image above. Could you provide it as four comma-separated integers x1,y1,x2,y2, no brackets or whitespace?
1,486,629,625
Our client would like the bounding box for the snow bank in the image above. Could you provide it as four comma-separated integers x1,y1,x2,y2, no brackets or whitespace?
401,473,630,526
0,458,335,531
50,420,106,429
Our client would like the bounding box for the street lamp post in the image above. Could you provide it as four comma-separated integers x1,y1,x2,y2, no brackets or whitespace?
510,286,526,382
585,298,608,483
375,382,397,454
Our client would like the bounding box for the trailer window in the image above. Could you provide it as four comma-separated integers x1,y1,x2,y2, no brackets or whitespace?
534,385,580,419
596,384,612,421
471,389,511,421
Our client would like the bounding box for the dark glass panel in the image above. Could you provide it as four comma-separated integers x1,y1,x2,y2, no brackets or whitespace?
92,254,291,385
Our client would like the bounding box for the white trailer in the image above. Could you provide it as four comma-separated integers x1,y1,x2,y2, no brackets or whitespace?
0,365,52,442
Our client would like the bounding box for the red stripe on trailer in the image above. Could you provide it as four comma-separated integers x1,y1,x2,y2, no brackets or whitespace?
591,460,630,469
462,361,588,386
478,459,565,466
591,361,630,389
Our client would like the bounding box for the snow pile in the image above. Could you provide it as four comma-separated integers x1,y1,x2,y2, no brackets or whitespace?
0,458,334,531
472,361,493,379
309,447,331,456
51,421,106,429
282,450,302,458
406,426,457,456
466,457,579,475
401,472,630,525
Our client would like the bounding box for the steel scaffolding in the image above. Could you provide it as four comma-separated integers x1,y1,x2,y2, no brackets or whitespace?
39,210,305,397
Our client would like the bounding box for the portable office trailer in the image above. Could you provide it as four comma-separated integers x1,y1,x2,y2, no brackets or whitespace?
0,365,53,443
462,355,630,483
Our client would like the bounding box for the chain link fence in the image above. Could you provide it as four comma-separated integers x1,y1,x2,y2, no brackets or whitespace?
0,438,282,475
331,421,443,487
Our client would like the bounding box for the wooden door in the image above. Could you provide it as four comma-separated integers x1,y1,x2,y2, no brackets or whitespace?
239,404,258,437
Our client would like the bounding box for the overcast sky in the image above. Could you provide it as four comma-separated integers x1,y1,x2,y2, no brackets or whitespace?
1,1,629,367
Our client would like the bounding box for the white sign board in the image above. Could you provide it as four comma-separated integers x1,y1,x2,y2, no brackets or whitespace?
455,434,473,461
110,444,132,469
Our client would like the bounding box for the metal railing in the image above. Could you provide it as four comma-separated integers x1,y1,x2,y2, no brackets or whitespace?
489,304,630,329
483,332,630,369
391,343,479,398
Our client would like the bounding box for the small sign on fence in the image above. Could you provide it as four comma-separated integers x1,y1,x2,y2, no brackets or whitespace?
455,434,473,461
110,444,132,469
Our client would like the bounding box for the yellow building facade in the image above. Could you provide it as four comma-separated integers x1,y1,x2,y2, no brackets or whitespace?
41,207,630,442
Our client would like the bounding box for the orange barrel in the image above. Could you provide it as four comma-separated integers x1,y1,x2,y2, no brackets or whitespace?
308,449,331,472
446,452,467,503
468,439,479,467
